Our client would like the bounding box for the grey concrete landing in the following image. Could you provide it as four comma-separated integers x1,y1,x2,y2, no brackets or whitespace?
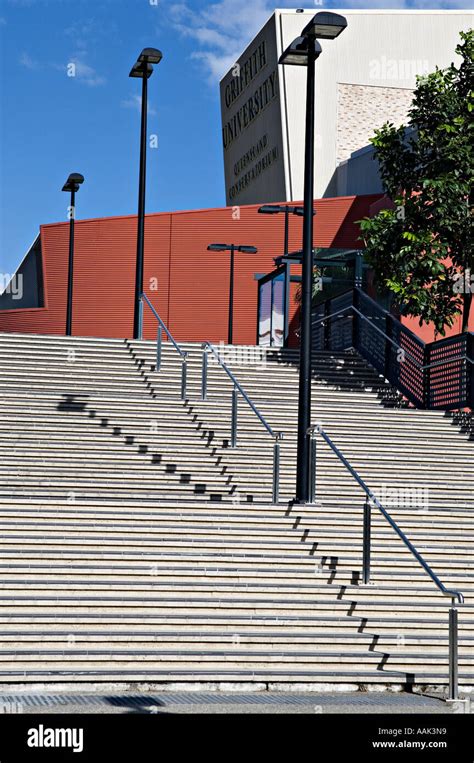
0,690,466,714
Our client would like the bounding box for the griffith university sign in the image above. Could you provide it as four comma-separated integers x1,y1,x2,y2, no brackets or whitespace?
220,15,286,206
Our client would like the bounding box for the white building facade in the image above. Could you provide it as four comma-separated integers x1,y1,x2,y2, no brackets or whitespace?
220,9,472,205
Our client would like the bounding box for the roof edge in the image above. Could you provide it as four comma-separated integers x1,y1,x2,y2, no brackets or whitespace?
39,194,382,230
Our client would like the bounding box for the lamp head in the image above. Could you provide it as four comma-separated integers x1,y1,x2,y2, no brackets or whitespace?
237,246,258,254
302,11,347,40
129,61,154,78
258,205,282,215
138,47,163,64
62,173,84,192
279,36,322,66
207,244,229,252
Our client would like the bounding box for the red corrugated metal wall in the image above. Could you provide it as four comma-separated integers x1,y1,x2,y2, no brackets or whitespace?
0,195,381,344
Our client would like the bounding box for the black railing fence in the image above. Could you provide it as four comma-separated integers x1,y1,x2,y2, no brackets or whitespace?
312,288,473,410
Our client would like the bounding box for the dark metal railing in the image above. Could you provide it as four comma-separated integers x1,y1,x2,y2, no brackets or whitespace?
201,342,283,503
312,288,473,410
139,293,188,399
307,422,464,700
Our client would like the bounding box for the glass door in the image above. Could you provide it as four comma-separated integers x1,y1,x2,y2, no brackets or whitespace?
257,267,286,347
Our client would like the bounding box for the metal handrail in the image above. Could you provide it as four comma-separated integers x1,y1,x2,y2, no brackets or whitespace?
201,342,283,503
311,305,473,370
309,423,463,602
307,422,464,700
202,343,277,437
140,293,187,360
139,292,188,399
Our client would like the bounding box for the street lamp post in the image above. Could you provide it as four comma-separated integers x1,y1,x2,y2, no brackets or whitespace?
279,11,347,503
258,204,305,256
61,172,84,337
129,47,163,339
207,243,258,344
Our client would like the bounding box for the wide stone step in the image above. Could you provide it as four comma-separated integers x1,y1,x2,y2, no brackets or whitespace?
0,332,471,688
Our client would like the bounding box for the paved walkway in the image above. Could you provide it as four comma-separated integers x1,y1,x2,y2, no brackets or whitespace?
0,690,465,714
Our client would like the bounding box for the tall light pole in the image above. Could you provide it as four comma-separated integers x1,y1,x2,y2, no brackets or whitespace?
207,243,258,344
61,172,84,337
279,11,347,503
258,204,305,256
129,47,163,339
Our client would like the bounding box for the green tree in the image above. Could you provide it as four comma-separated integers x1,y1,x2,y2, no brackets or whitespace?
359,29,474,334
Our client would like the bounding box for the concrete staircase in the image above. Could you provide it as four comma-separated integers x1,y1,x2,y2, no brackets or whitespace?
0,331,472,690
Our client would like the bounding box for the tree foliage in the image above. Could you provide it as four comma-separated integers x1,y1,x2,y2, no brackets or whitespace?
359,29,474,334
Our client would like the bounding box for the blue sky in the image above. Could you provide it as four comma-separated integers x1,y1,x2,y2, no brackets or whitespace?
0,0,471,273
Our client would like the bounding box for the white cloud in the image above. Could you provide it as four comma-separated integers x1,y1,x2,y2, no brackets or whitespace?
190,49,238,82
19,52,39,69
167,0,472,84
68,58,106,87
341,0,472,5
64,17,118,52
167,0,278,83
62,16,117,87
23,55,105,86
121,94,157,116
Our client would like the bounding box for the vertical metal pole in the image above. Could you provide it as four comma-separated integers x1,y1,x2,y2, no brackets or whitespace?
284,208,289,256
66,188,75,337
133,69,148,339
448,603,459,701
138,297,144,340
269,275,274,347
352,287,359,351
384,313,393,383
272,437,280,504
228,245,235,345
363,499,371,585
354,251,363,289
283,201,291,348
156,326,162,371
284,261,291,347
231,386,238,447
181,356,187,401
201,348,208,401
468,332,474,410
295,40,316,504
308,432,316,504
423,344,431,409
323,299,331,350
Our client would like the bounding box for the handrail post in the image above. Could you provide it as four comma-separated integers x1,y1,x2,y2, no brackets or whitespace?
156,326,162,371
181,355,188,401
308,431,316,503
352,288,359,351
231,386,238,447
363,498,371,585
272,436,281,504
384,313,393,382
201,347,208,401
468,333,474,409
138,296,144,340
448,601,459,701
323,299,331,350
422,343,431,409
